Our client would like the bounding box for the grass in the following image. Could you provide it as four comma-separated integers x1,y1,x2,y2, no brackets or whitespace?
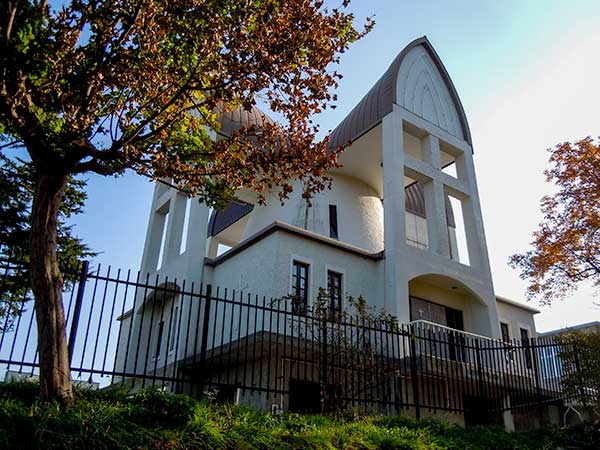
0,382,597,449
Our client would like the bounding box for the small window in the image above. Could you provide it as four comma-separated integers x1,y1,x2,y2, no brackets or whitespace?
155,320,165,357
169,306,179,351
329,205,338,239
291,261,309,315
500,322,513,361
500,323,510,343
327,271,342,318
520,328,532,369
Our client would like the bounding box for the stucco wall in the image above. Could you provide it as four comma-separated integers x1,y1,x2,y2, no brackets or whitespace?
206,230,384,306
496,300,537,340
242,175,384,253
409,279,489,335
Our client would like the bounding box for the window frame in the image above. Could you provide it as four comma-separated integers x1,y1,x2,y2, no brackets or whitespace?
327,270,343,319
328,204,339,239
169,304,179,353
500,322,510,343
500,321,514,362
519,326,533,370
291,260,310,315
155,320,165,358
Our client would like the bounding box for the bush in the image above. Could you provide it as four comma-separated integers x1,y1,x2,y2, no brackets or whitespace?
556,329,600,415
0,382,597,449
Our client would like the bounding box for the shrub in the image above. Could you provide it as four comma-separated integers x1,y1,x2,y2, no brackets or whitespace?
0,382,596,449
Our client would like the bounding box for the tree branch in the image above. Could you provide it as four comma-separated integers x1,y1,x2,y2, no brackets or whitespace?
4,2,17,43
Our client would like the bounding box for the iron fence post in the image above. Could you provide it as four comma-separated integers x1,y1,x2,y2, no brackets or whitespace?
320,312,328,412
68,260,89,365
409,328,421,420
198,284,212,393
475,339,485,401
531,339,545,425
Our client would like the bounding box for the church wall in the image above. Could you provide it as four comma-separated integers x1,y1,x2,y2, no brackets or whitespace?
496,300,538,340
242,175,384,253
409,279,482,333
207,229,384,307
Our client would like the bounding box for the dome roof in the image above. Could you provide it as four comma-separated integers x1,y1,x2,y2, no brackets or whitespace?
216,104,274,138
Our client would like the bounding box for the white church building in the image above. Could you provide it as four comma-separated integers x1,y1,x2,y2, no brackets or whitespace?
116,37,541,427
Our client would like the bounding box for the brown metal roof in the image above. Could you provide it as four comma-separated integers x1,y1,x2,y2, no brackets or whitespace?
207,201,254,237
405,182,455,228
329,36,472,150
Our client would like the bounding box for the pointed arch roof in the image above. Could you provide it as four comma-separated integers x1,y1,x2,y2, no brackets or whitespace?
329,36,472,150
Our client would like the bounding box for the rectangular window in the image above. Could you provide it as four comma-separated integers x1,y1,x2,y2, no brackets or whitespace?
169,306,179,351
520,327,532,369
291,261,309,315
327,271,342,318
500,322,513,361
500,323,510,343
329,205,338,239
155,321,165,357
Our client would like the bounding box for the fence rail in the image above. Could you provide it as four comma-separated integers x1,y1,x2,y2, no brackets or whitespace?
0,256,595,421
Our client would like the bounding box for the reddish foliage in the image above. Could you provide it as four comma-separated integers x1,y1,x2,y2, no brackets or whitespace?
510,137,600,304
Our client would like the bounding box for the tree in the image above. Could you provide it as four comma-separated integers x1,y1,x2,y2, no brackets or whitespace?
0,154,94,333
0,1,371,401
287,288,399,413
555,330,600,415
510,137,600,304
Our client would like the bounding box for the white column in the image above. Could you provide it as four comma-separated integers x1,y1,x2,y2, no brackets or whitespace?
164,193,188,262
382,105,409,321
422,135,451,258
456,149,501,338
139,186,168,276
185,198,210,280
502,395,516,432
455,150,492,274
178,199,210,359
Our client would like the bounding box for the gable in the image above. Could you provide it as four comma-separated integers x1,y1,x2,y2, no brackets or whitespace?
328,36,472,150
396,45,464,140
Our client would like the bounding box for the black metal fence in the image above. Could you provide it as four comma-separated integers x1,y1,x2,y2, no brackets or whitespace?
0,255,595,422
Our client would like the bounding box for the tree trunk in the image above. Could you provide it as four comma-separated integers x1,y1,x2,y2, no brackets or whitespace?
30,171,73,402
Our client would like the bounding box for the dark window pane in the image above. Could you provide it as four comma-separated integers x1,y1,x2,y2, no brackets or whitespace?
329,205,338,239
500,323,510,343
520,328,532,369
327,271,342,319
169,306,178,351
156,321,164,357
500,322,513,361
292,261,309,315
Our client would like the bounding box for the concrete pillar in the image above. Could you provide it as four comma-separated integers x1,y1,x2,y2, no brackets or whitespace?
205,236,220,259
177,199,210,359
455,150,492,275
382,105,409,321
185,200,210,269
502,395,516,432
455,150,501,338
139,188,169,276
422,135,451,258
164,193,188,262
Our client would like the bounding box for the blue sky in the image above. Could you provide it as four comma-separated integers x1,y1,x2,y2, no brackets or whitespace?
72,0,600,332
